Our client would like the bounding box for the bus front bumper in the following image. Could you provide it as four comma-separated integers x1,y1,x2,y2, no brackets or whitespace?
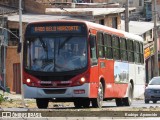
23,83,90,98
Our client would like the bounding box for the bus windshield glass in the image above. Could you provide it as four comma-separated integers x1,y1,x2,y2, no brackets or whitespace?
25,36,87,72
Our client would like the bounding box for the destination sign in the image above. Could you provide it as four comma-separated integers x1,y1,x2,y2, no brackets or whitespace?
31,25,81,33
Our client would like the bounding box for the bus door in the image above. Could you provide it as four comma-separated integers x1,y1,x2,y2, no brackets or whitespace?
97,32,107,84
89,34,99,97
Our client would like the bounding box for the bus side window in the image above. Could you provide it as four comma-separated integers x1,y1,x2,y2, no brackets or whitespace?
134,41,141,63
104,33,113,59
120,38,127,61
89,35,98,65
140,43,144,64
112,36,120,60
127,39,134,62
97,32,105,58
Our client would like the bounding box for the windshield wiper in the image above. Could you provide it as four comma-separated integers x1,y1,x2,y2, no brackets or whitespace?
58,36,72,49
39,37,48,58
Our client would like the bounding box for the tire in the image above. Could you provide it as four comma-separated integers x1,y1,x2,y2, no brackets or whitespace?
145,99,149,104
36,98,49,109
74,101,83,108
82,99,90,108
74,99,90,108
92,82,104,108
153,100,157,103
115,98,123,106
123,83,133,106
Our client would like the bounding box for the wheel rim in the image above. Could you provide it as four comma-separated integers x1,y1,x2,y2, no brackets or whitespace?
128,85,133,104
98,83,103,106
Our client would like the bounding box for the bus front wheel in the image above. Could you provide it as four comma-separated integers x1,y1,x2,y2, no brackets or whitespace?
36,98,49,109
92,82,104,108
74,99,90,108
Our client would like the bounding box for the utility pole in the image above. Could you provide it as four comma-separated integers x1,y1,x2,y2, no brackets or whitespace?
125,0,129,32
2,10,6,93
19,0,25,107
153,0,159,76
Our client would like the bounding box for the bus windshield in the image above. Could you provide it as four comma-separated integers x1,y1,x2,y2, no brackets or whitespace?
25,36,87,72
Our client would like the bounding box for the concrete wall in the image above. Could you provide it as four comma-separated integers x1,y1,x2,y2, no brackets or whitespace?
24,0,47,14
93,14,121,29
104,14,121,29
108,0,144,12
6,46,20,92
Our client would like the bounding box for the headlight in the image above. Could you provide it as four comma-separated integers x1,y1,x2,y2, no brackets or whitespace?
26,78,31,83
80,77,86,82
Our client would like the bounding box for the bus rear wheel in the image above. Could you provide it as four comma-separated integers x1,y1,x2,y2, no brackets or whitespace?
116,83,133,106
92,82,103,108
123,83,133,106
74,101,82,108
36,98,49,109
115,98,123,106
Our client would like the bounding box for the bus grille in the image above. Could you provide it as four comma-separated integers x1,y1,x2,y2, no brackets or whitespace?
43,89,66,94
36,75,75,81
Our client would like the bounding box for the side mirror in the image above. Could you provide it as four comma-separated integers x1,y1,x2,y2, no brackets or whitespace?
89,35,95,49
17,42,22,53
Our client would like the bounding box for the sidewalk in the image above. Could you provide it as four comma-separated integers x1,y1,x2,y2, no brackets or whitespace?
0,90,22,100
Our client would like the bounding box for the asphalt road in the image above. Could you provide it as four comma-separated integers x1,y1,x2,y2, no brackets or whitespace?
1,100,160,119
103,99,160,108
2,99,160,110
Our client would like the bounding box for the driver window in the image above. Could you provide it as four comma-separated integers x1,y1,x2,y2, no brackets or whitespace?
90,35,97,66
31,38,45,60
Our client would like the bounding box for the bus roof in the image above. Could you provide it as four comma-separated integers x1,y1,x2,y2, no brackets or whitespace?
27,20,144,42
85,21,144,42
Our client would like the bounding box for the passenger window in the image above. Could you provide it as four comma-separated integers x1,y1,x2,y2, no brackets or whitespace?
97,32,105,58
127,40,134,62
104,33,113,59
112,36,120,60
120,38,128,61
134,41,141,63
140,43,144,63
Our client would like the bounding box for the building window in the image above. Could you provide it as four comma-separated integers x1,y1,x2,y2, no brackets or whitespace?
143,33,146,41
9,29,19,46
112,17,117,29
139,0,142,6
99,19,104,25
129,0,133,5
150,29,152,39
